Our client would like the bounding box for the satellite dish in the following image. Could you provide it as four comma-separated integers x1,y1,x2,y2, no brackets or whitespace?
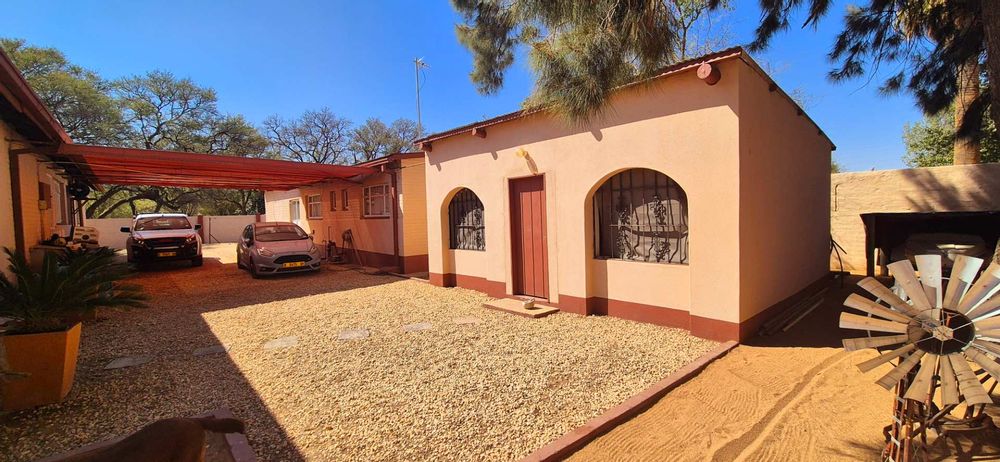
67,181,91,200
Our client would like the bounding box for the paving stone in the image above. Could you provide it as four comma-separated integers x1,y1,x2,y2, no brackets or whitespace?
337,329,370,340
104,355,153,369
263,336,298,350
402,322,432,332
193,344,231,356
453,316,484,325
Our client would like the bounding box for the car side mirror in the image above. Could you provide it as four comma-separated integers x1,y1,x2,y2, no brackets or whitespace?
243,237,252,245
120,227,130,233
194,224,202,231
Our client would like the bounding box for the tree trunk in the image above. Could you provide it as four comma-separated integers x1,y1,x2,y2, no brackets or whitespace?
953,55,981,164
983,4,1000,142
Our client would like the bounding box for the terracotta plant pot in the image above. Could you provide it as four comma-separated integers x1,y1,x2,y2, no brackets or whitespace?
2,322,82,412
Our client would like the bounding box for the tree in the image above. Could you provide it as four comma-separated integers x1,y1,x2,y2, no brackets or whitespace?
452,0,733,120
903,106,1000,167
0,38,122,145
732,0,997,161
262,108,352,164
349,117,420,162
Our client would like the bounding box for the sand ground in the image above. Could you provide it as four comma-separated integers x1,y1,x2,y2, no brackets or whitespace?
568,276,1000,462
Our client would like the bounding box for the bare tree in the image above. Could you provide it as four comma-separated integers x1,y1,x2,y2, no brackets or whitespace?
348,117,420,163
262,108,352,164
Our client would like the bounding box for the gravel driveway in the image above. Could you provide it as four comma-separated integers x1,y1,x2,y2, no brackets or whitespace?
1,244,717,461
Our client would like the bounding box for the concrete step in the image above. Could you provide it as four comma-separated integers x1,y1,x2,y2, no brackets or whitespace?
483,298,559,319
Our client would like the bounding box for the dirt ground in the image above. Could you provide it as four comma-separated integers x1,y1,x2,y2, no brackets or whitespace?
568,275,1000,462
0,244,716,462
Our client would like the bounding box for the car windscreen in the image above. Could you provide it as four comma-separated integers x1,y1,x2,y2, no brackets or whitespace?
134,217,192,231
255,225,309,242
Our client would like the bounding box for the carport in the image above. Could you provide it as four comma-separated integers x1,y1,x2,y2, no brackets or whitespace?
55,144,374,190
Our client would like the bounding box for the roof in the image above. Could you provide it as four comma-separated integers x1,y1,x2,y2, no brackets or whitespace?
55,144,375,190
354,152,423,168
415,47,834,149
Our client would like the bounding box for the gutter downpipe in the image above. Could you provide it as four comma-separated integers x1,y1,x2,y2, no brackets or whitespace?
387,163,401,272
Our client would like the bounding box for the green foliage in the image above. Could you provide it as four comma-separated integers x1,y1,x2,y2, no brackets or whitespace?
902,108,1000,167
348,118,420,162
453,0,731,121
0,38,122,144
831,158,842,173
0,247,147,334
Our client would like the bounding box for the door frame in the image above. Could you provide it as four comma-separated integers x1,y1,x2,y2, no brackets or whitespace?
508,174,549,299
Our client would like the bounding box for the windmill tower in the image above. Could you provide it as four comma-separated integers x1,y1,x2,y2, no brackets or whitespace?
841,254,1000,461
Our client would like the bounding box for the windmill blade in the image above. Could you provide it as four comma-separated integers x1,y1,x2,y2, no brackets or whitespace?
840,312,909,334
950,354,993,405
964,348,1000,384
939,353,961,406
877,350,925,390
858,277,923,318
915,255,943,319
978,329,1000,340
904,354,938,401
976,316,1000,332
974,340,1000,357
857,343,918,373
844,294,913,323
957,262,1000,314
944,255,984,309
843,334,909,352
966,292,1000,321
889,259,933,311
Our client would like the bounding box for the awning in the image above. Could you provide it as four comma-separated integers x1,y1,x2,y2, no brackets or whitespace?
55,144,374,190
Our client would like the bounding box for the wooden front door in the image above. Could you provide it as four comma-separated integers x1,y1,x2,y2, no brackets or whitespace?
510,175,548,299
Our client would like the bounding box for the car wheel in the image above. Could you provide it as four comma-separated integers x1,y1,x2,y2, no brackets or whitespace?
191,255,203,267
249,257,261,279
237,253,245,270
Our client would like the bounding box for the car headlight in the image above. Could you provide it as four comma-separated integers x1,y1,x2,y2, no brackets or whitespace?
185,235,198,244
309,245,319,254
133,237,144,246
257,247,274,257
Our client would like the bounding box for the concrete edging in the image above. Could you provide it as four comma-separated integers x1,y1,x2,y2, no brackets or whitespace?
520,340,740,462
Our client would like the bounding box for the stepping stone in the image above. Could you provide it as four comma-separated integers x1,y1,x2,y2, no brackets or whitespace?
402,322,432,332
337,329,370,340
105,355,153,369
262,336,298,350
193,344,230,356
453,316,483,325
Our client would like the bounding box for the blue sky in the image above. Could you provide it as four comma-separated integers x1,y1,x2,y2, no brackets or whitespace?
4,0,924,171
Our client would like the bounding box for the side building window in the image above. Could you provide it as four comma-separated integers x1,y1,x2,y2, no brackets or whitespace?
448,188,485,251
289,198,301,223
329,190,337,211
307,194,322,219
593,168,688,264
363,184,391,217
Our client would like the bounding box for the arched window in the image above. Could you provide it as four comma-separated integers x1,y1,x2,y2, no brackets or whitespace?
449,188,485,251
593,169,688,264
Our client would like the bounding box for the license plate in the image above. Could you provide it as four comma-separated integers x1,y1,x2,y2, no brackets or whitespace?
281,262,306,268
157,251,177,257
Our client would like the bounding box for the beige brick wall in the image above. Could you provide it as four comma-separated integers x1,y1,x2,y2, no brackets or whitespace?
399,157,427,257
830,163,1000,273
0,122,15,277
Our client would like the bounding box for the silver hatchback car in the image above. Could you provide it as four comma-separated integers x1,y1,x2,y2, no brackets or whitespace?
237,222,322,278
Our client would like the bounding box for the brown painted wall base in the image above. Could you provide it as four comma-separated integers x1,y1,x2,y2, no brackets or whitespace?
344,250,428,274
431,272,832,343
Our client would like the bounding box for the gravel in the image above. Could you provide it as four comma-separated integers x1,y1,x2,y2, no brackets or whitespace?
0,245,718,462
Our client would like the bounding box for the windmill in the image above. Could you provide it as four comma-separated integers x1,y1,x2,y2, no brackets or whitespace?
840,254,1000,462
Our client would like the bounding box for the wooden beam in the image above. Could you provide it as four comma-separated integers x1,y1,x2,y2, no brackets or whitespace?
472,127,487,138
419,141,432,152
697,63,721,86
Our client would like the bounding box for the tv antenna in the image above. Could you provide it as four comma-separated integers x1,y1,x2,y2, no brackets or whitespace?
414,58,430,136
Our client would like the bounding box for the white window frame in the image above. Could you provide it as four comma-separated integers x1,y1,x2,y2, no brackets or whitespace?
306,194,323,219
362,184,391,218
289,198,301,223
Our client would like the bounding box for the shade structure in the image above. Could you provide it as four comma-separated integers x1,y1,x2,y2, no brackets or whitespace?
55,144,375,190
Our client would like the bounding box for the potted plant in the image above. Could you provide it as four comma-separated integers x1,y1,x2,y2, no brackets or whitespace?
0,247,146,411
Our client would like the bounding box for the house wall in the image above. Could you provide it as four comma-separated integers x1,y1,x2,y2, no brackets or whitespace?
830,163,1000,273
424,59,746,340
262,160,429,273
735,63,834,338
0,122,15,277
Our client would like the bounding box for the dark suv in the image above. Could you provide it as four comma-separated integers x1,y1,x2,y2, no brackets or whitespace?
121,213,203,268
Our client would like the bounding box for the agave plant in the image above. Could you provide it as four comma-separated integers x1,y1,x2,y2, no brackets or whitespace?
0,247,147,334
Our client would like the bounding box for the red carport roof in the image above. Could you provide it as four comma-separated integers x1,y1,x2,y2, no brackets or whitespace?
56,144,375,190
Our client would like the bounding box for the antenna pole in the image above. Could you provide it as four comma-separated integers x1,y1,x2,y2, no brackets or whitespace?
414,58,428,136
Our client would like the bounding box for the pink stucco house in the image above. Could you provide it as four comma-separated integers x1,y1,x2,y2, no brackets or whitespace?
415,48,835,342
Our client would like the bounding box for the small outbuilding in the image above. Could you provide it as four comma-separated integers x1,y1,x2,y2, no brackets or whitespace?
416,48,835,341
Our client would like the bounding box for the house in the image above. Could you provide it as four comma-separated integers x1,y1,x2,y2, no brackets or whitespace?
0,48,82,277
415,48,835,342
263,152,428,273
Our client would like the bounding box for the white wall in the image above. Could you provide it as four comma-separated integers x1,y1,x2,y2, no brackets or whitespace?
88,215,257,249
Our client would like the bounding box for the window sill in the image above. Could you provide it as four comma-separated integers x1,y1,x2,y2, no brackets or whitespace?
306,216,323,220
362,215,390,220
592,257,688,267
449,248,486,252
